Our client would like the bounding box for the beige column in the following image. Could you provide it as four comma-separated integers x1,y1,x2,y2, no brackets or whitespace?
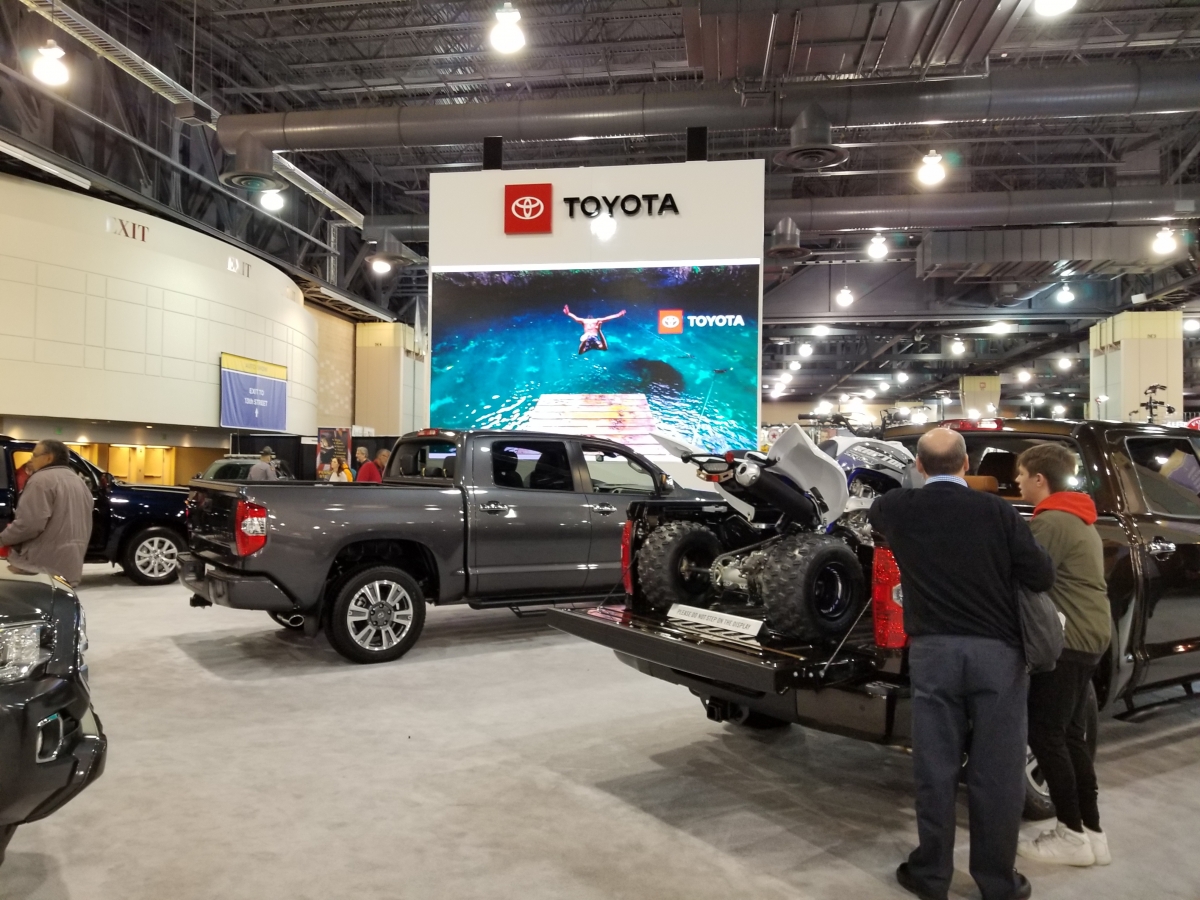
1089,310,1184,422
355,323,430,435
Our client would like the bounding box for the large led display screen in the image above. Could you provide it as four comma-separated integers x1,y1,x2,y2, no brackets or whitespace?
430,263,759,453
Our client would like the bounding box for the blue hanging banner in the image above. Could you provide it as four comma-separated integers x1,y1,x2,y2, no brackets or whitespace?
219,353,288,431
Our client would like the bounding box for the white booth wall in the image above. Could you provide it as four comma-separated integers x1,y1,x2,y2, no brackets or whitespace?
0,175,318,435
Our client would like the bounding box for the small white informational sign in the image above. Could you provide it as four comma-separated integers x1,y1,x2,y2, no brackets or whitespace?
667,604,764,637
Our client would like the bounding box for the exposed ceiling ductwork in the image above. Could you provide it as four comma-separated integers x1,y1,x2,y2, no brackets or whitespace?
216,60,1200,154
764,185,1200,232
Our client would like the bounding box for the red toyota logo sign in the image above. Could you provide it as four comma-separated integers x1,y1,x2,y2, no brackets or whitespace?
505,183,553,234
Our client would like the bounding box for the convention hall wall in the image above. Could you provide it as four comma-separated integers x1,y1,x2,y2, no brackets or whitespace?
0,175,318,436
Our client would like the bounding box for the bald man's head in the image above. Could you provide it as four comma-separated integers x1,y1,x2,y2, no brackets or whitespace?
917,428,968,478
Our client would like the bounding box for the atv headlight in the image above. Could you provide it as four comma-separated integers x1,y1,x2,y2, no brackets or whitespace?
0,623,51,683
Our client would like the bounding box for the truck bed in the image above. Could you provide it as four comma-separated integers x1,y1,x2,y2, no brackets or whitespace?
548,606,911,744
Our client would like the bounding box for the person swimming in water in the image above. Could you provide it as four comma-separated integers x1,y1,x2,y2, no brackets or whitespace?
564,305,626,354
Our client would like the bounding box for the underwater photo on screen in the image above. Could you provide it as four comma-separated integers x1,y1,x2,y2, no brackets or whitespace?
430,264,760,453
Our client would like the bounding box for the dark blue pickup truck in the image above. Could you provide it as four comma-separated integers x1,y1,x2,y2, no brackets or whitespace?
0,437,188,585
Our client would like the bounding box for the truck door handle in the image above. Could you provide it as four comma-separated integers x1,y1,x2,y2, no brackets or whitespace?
591,503,617,515
480,502,509,514
1149,537,1177,558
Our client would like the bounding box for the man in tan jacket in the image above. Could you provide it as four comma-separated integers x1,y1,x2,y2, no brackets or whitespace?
1,440,94,586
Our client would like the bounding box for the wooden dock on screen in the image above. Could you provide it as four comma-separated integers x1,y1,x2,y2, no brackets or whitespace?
523,393,666,458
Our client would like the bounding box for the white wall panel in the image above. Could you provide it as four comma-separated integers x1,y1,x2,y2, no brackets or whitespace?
0,175,317,433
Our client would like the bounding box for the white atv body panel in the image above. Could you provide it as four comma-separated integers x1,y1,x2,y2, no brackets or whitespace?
731,425,850,527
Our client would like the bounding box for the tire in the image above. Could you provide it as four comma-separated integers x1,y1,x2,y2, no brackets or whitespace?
269,611,305,631
757,535,866,641
1022,680,1100,820
325,566,426,664
635,521,721,613
121,526,183,586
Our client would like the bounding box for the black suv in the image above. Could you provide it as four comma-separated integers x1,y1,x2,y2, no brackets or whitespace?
0,569,105,863
1,437,188,585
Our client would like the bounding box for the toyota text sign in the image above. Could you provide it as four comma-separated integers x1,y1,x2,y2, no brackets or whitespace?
504,183,553,234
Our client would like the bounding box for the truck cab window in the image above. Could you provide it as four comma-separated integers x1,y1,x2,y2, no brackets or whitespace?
898,435,1091,500
581,444,656,494
490,441,574,492
1124,436,1200,516
391,440,458,480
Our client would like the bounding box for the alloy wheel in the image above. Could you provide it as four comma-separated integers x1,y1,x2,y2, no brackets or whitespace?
134,536,178,579
345,580,414,651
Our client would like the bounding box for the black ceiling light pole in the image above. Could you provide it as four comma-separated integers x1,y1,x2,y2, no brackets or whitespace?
483,136,503,170
686,126,708,162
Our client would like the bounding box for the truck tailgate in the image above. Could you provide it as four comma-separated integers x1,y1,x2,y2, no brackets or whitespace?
547,606,874,693
186,481,244,557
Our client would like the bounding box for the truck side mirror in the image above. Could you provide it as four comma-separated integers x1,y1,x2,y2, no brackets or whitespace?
659,473,674,493
99,472,112,491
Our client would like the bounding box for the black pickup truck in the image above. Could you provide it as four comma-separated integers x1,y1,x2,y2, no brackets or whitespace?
0,438,188,586
550,418,1200,819
181,429,700,664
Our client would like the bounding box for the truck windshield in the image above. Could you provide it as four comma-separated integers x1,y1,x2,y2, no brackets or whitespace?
390,440,457,480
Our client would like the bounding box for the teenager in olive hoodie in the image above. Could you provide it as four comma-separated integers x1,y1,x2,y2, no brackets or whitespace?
1014,443,1113,869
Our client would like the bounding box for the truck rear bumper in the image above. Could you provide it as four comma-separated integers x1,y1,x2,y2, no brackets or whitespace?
548,607,911,745
180,553,295,612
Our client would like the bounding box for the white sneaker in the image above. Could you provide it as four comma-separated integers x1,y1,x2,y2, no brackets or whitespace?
1017,821,1096,866
1085,826,1111,866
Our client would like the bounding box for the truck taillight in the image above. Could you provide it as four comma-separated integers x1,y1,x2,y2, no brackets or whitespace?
235,500,268,556
872,547,908,649
620,520,634,595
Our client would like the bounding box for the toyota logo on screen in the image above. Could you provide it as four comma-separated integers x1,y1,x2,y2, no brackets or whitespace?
504,183,553,234
658,309,684,334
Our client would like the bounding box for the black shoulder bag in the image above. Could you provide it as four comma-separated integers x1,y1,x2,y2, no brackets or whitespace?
1017,582,1065,674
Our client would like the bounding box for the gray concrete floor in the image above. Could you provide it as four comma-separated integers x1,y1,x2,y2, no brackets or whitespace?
3,565,1199,900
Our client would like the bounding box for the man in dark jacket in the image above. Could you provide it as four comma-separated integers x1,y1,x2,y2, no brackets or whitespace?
1015,443,1112,868
869,427,1055,900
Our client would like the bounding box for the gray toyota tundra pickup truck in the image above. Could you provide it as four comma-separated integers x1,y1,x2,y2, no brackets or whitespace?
181,429,696,663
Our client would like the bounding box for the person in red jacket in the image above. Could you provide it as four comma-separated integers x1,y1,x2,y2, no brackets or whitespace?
355,448,390,483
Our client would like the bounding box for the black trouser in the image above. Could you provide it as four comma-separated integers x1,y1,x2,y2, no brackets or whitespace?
908,635,1029,900
1027,651,1102,833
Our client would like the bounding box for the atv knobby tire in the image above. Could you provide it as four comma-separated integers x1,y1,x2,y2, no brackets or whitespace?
635,521,721,613
758,535,866,641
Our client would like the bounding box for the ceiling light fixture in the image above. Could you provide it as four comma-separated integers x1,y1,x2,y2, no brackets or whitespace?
1017,370,1031,383
950,338,965,356
1052,404,1067,415
1185,319,1200,333
988,321,1012,334
788,360,802,371
799,343,813,357
896,371,909,383
897,406,911,417
967,408,980,419
912,412,929,425
259,189,285,211
878,382,890,392
835,286,855,307
1096,394,1109,403
917,150,946,186
1056,285,1075,304
780,372,793,384
490,3,526,53
370,258,393,275
839,394,850,403
813,325,830,337
867,233,889,260
1033,396,1045,406
32,40,68,86
1033,0,1076,16
1153,227,1178,255
1058,357,1073,370
864,389,876,399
